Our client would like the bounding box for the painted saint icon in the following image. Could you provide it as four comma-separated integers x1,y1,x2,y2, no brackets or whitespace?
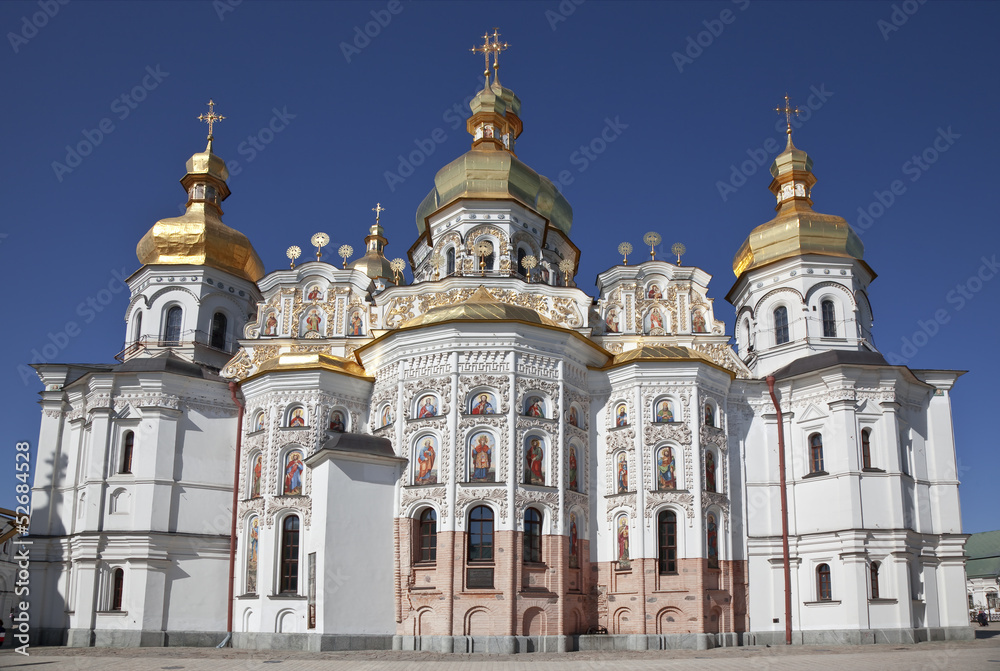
569,513,579,568
605,308,619,333
470,432,495,482
617,515,630,561
416,437,437,485
349,312,364,336
264,312,278,336
250,453,262,498
568,446,578,491
329,410,345,432
615,403,628,427
655,399,674,423
705,450,717,493
526,437,545,485
526,396,545,418
254,411,265,432
283,450,304,496
306,285,322,301
617,452,628,493
656,446,676,490
417,395,437,418
704,403,715,428
707,513,719,568
471,393,495,415
380,405,393,427
289,407,306,427
305,308,322,334
568,405,579,427
647,283,662,299
650,308,663,331
246,517,259,594
692,309,707,333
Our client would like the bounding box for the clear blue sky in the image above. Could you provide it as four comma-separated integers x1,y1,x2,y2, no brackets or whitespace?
3,1,997,533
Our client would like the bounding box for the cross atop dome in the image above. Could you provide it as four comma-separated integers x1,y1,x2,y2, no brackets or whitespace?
774,93,800,140
470,28,509,88
197,99,226,142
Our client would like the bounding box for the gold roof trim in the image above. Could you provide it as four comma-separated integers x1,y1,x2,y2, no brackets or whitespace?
600,345,736,379
245,352,372,382
401,285,555,327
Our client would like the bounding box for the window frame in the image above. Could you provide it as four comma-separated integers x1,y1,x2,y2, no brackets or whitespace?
417,508,437,563
279,515,301,594
870,561,881,599
657,510,677,575
210,311,228,350
111,567,125,611
120,431,134,474
817,563,832,601
821,299,837,338
467,505,494,563
163,305,183,345
861,428,872,469
774,306,789,345
809,433,825,474
523,507,543,564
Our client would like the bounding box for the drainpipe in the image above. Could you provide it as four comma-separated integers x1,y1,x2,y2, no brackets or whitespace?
218,381,245,648
766,376,793,646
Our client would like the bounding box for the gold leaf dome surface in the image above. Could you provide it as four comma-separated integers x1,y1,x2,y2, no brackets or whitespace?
401,286,551,328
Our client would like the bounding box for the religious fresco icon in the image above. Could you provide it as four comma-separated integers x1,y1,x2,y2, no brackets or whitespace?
283,450,304,496
525,396,545,418
415,436,437,485
469,432,495,482
525,437,545,485
417,395,438,418
470,392,496,415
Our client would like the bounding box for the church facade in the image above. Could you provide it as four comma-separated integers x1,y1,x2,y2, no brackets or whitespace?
27,38,972,652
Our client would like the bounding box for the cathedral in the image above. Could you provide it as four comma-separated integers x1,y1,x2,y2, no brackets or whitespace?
27,33,973,652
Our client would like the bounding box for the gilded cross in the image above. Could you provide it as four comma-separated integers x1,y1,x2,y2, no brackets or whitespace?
197,99,226,139
487,28,509,79
470,32,491,86
775,94,800,135
372,202,386,225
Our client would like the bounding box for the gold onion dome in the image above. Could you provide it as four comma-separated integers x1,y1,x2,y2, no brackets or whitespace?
415,79,572,237
732,133,864,278
136,138,264,282
348,219,407,285
402,286,553,328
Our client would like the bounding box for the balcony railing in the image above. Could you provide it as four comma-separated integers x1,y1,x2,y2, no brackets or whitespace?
116,329,238,362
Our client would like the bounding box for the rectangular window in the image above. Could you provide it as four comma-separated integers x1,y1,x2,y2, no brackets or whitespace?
657,511,677,575
280,516,300,594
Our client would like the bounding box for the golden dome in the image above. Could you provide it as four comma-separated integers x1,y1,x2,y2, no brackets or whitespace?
249,352,371,381
415,81,572,237
347,221,406,285
137,140,264,282
732,135,864,278
401,286,552,327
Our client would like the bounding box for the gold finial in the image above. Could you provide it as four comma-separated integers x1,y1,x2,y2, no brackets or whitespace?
671,242,686,266
471,32,491,87
558,258,574,285
487,28,509,83
389,258,406,284
521,254,538,282
372,202,386,225
197,99,226,140
286,245,302,270
618,242,633,266
338,244,353,268
643,232,662,260
775,93,801,136
311,232,330,261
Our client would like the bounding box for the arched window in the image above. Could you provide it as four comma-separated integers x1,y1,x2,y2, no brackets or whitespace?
468,505,494,562
817,563,832,601
523,508,542,563
111,568,124,611
774,306,789,345
861,429,872,469
163,306,182,344
821,299,837,337
517,248,527,277
870,561,881,599
484,247,495,272
120,431,134,474
446,248,456,276
657,510,677,575
809,433,824,473
279,515,300,594
133,311,142,345
418,509,437,563
743,318,751,352
210,311,228,350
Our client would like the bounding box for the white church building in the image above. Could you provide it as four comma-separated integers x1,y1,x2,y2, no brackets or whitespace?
27,35,973,652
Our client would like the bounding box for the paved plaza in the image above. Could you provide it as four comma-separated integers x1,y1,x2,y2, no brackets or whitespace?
1,630,998,670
